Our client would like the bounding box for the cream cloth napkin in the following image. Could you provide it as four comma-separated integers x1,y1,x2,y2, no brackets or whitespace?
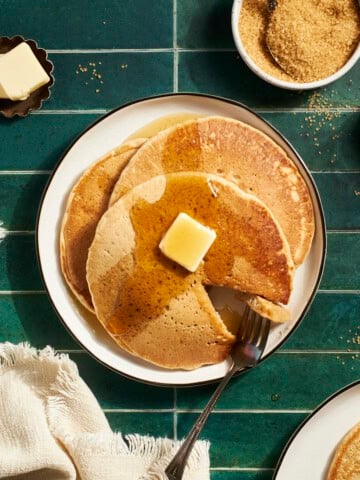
0,343,210,480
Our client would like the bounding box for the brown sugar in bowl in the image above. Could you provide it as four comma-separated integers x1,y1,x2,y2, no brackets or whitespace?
231,0,360,90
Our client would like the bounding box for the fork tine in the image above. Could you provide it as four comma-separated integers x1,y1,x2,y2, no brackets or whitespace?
239,305,251,341
242,307,256,341
250,313,263,343
237,305,249,341
258,318,270,351
243,304,250,319
237,305,250,338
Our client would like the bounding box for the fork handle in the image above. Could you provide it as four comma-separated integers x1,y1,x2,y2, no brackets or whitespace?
165,362,237,480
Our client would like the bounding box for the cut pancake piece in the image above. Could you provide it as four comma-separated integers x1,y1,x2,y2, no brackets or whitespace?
236,293,290,323
109,116,314,265
327,423,360,480
87,172,294,369
60,138,147,311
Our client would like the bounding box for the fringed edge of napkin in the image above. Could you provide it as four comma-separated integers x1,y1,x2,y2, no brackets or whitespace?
64,432,210,480
0,343,211,479
0,342,77,372
0,342,79,397
144,436,210,480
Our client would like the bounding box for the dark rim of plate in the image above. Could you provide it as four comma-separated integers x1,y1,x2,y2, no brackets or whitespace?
273,379,360,479
35,92,327,388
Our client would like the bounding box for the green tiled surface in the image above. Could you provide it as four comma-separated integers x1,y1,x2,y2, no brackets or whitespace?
177,0,234,49
0,174,49,230
177,413,306,467
321,234,360,290
72,354,174,410
0,293,76,348
282,293,360,350
0,1,359,478
46,53,173,110
177,354,360,410
262,112,360,172
0,236,42,291
314,173,360,229
106,412,174,438
178,52,359,108
0,114,99,170
0,0,173,49
211,473,272,480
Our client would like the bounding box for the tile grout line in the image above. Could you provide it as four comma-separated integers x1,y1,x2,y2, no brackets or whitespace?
179,48,237,52
175,409,312,414
312,170,360,174
173,0,178,93
210,467,275,471
1,231,35,235
0,290,47,295
48,48,174,54
257,107,360,113
278,349,360,355
101,408,311,414
173,388,178,440
327,230,360,234
0,171,51,175
43,47,360,64
318,289,360,294
103,408,175,413
33,109,108,115
46,48,237,54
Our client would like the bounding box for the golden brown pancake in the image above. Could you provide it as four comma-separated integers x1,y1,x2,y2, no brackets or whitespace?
87,172,294,369
60,138,146,311
109,116,314,265
236,293,290,323
327,423,360,480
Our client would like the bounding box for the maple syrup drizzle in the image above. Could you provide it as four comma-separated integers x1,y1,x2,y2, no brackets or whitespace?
125,113,204,140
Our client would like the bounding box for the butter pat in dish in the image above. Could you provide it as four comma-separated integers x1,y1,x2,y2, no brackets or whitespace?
0,42,50,101
159,212,216,272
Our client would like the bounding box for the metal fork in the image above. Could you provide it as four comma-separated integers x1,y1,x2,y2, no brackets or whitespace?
165,307,270,480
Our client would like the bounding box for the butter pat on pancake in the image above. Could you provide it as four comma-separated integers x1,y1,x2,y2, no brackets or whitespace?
327,423,360,480
159,212,217,272
110,116,314,265
60,138,146,311
87,172,294,370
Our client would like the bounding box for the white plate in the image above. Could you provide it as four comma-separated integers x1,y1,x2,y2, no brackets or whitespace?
36,93,326,386
274,381,360,479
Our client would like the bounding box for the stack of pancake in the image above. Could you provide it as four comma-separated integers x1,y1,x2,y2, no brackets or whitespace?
60,116,314,370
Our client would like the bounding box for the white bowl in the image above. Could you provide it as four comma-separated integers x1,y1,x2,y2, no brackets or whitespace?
231,0,360,90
